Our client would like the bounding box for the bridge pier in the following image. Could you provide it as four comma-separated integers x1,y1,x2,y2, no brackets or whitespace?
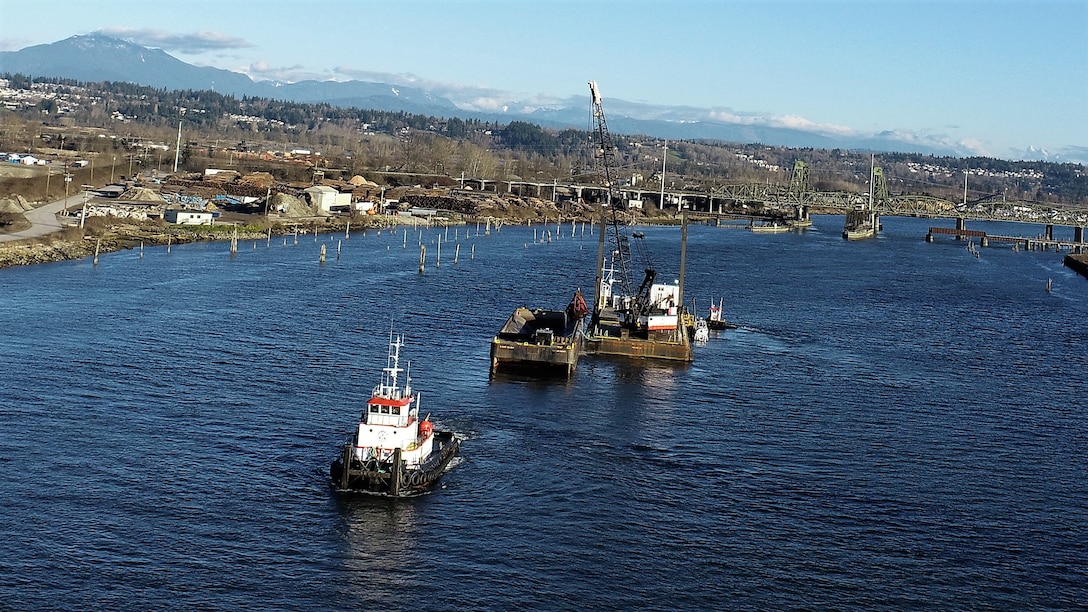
1075,227,1085,253
1045,224,1054,240
956,218,967,240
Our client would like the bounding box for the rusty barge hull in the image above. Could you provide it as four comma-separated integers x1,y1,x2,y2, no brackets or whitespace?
489,337,581,374
583,335,693,362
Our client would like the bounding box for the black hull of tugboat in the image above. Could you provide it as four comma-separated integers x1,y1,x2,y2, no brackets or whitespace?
330,431,460,497
707,320,737,331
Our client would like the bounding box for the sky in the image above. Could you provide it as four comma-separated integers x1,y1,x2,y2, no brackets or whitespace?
1,0,1086,162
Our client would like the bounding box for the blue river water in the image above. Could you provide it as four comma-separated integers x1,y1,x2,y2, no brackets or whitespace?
1,215,1086,610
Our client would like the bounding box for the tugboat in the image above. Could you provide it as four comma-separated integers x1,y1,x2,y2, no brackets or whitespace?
330,334,460,496
707,298,737,331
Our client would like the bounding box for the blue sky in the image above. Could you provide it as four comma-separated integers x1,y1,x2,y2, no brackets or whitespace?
1,0,1085,162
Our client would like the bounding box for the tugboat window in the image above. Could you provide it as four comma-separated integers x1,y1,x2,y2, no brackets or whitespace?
391,407,401,415
380,406,390,414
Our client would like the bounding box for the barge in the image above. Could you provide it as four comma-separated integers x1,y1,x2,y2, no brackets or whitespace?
581,80,693,363
490,290,589,376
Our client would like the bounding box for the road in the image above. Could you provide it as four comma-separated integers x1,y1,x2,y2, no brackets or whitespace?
0,193,79,243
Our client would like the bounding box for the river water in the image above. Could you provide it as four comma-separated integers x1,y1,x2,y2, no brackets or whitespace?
1,215,1086,610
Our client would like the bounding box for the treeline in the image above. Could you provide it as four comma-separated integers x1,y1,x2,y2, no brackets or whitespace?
3,72,1085,204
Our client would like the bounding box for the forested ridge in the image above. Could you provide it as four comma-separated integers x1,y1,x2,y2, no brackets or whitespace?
3,74,1085,205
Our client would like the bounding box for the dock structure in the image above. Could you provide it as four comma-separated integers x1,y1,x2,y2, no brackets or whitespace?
926,222,1087,253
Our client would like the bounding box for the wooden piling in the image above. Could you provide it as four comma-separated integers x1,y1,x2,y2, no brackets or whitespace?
390,448,403,496
419,244,426,273
436,235,442,268
320,243,326,263
93,238,100,266
471,244,475,260
337,240,342,260
339,444,352,490
454,243,460,264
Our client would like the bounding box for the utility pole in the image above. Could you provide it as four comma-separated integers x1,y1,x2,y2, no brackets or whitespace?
173,121,182,172
80,185,94,229
63,163,72,207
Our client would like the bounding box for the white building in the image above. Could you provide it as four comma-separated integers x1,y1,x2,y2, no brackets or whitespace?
163,209,214,225
304,185,352,214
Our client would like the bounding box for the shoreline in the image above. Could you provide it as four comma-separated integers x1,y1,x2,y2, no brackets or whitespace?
0,208,679,270
0,215,444,269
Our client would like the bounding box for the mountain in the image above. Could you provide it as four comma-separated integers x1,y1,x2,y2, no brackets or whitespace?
0,34,1001,159
0,34,256,94
0,33,465,116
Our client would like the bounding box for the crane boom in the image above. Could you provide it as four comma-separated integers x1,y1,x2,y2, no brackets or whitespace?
588,81,656,328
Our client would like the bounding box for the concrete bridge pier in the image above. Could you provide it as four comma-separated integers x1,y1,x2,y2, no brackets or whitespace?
1074,226,1085,253
956,217,967,240
1045,224,1054,240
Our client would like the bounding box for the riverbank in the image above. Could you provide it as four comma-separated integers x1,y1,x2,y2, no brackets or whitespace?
0,206,680,269
0,215,437,268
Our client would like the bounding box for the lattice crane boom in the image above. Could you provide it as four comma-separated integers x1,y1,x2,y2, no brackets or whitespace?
589,81,635,303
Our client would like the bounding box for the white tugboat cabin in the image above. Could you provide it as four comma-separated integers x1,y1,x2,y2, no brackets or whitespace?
353,335,434,467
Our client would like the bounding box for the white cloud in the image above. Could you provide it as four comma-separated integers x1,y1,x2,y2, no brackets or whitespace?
241,61,337,83
705,109,854,136
95,28,253,54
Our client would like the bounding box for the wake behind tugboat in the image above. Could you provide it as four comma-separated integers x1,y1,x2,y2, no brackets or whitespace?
330,333,460,497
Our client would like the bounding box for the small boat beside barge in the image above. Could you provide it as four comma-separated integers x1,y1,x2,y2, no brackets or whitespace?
330,334,459,496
